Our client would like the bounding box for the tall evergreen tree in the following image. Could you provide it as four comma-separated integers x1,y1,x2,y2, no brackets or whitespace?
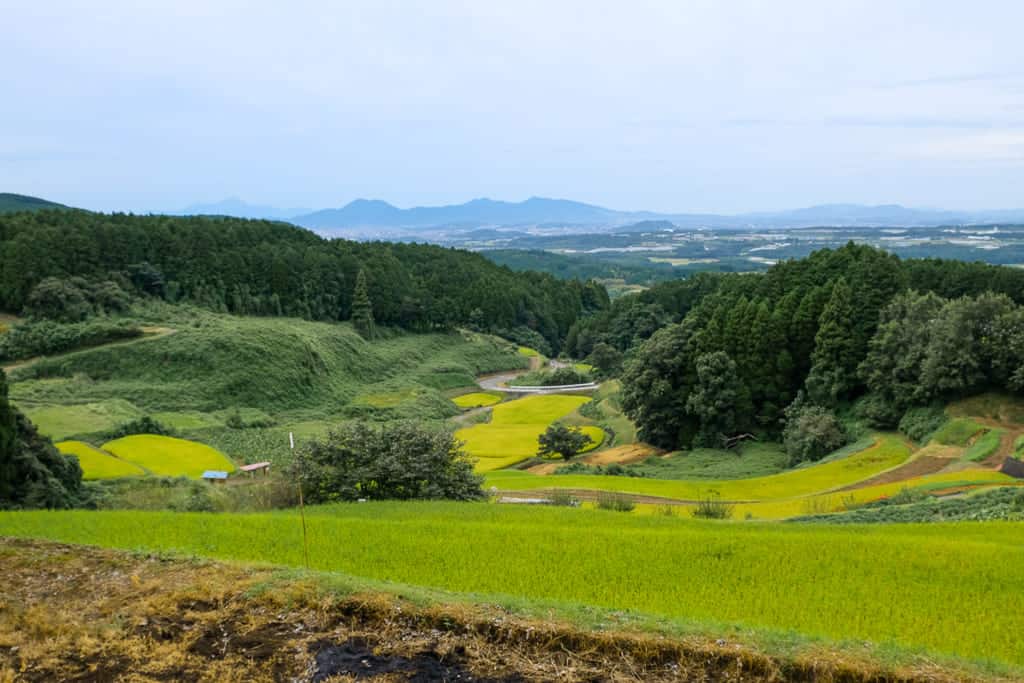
806,278,859,404
351,268,376,339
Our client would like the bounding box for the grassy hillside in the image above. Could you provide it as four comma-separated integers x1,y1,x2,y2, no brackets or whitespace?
2,504,1022,669
10,309,525,425
0,193,66,213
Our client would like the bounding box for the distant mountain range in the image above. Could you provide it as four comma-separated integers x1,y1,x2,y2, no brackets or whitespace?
182,197,1024,232
6,192,1024,231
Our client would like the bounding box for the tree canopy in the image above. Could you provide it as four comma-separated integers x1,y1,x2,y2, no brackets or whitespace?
0,210,609,352
618,243,1024,450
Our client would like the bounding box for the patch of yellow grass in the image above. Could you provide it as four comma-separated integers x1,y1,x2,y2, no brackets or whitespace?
102,435,235,478
56,441,146,480
452,392,502,409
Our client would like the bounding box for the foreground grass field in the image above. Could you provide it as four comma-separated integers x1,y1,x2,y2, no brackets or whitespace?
456,394,605,471
102,435,235,478
55,440,146,479
1,503,1021,669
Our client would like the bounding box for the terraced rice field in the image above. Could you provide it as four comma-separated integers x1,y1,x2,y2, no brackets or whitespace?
55,441,146,479
18,399,143,440
1,503,1022,669
456,395,604,472
451,392,502,409
101,435,236,478
487,434,912,500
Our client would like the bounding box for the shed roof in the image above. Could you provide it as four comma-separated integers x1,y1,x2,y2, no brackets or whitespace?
201,470,229,480
239,462,271,471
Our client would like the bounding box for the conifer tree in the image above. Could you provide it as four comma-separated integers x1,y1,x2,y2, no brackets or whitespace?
806,278,858,404
351,269,376,339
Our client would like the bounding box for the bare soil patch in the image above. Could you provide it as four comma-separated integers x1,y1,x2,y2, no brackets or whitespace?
841,445,961,490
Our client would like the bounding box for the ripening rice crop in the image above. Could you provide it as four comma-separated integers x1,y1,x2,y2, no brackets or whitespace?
0,504,1022,668
102,435,235,478
56,440,146,479
486,434,912,500
451,392,502,409
456,395,604,471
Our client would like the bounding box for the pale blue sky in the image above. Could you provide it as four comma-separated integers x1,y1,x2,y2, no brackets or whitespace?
3,1,1024,213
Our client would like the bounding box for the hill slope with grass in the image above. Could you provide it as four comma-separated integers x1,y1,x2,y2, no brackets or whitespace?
10,308,524,420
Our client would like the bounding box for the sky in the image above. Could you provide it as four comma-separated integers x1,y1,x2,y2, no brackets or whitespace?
3,0,1024,214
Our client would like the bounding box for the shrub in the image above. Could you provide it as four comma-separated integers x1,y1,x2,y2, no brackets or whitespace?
854,393,901,429
299,421,483,502
23,277,132,322
547,490,579,507
0,320,142,361
692,490,734,520
596,491,635,512
782,398,847,465
106,416,175,440
898,405,948,443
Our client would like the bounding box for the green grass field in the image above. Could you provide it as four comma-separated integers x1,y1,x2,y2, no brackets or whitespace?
18,399,143,440
626,442,791,480
963,428,1004,462
55,440,146,479
931,418,987,446
451,392,502,409
456,395,604,471
489,434,912,500
1,503,1021,668
102,435,236,478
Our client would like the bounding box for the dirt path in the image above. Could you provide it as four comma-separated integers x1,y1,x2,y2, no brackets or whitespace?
527,444,657,474
1,325,176,374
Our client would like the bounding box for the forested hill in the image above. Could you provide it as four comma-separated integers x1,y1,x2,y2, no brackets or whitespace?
568,244,1024,450
0,211,609,351
0,193,67,214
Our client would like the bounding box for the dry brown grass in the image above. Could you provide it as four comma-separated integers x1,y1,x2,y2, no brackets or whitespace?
0,538,1011,682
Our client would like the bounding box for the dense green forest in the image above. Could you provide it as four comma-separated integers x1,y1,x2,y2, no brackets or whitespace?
0,211,608,351
575,244,1024,451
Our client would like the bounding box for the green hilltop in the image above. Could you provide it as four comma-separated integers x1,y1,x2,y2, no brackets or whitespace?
0,193,67,214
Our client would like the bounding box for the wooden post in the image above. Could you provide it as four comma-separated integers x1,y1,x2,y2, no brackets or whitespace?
292,432,310,570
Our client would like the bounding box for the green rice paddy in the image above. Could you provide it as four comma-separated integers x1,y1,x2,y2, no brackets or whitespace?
456,394,605,472
1,503,1021,668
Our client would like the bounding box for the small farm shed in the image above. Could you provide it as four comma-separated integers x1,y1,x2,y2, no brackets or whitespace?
239,462,272,477
201,470,229,483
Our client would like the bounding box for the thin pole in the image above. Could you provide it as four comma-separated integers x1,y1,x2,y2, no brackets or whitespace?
292,431,310,570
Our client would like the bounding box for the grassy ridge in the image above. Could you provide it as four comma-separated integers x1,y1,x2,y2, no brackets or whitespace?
1,503,1022,667
10,312,523,416
487,434,913,500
